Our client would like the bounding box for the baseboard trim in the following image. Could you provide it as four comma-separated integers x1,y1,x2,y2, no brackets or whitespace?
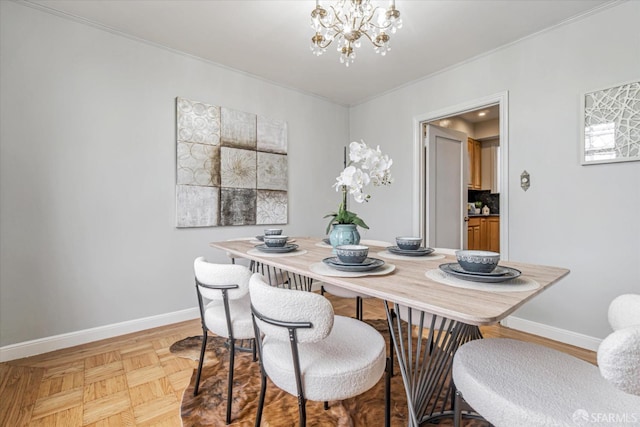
0,307,200,362
500,316,602,352
1,311,602,362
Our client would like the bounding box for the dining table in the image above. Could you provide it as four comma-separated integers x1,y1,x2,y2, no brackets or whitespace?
210,236,570,427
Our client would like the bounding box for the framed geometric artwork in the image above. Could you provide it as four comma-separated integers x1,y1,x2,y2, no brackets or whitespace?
175,97,288,227
581,80,640,165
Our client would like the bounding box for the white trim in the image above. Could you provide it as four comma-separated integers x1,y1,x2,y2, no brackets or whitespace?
0,307,200,362
500,316,602,352
412,117,424,237
412,91,509,258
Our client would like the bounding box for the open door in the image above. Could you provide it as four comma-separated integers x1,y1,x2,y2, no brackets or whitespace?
425,124,468,250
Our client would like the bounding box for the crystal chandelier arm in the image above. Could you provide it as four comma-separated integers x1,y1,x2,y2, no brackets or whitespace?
359,6,391,31
312,4,341,31
327,4,345,30
361,30,384,47
312,33,334,49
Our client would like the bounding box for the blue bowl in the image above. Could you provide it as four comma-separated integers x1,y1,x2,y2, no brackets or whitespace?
335,245,369,264
264,228,283,236
396,237,422,251
263,235,288,247
455,250,500,273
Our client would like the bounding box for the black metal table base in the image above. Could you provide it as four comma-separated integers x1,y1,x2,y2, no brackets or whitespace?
384,302,483,427
251,261,314,291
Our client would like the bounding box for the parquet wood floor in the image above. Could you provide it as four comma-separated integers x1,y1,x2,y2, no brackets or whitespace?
0,295,596,426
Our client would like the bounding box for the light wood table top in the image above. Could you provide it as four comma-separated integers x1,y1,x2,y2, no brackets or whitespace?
210,237,569,326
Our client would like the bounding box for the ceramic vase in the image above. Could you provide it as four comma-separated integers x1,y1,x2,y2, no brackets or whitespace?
329,224,361,248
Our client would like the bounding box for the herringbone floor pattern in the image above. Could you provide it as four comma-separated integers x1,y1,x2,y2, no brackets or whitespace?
0,295,596,426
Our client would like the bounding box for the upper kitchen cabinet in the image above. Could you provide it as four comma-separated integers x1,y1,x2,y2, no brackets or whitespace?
467,137,482,190
480,138,500,193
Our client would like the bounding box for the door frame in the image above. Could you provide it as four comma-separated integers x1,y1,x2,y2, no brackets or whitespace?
412,91,510,258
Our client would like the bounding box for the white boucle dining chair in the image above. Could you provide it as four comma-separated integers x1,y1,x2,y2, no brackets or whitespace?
193,257,256,425
451,293,640,427
249,273,390,427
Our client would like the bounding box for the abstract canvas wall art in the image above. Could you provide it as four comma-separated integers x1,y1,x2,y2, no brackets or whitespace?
582,80,639,165
175,97,288,227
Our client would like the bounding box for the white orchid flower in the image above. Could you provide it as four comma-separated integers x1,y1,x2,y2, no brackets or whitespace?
327,140,392,233
348,140,369,163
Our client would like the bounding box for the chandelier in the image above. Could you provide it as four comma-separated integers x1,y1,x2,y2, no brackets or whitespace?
310,0,402,67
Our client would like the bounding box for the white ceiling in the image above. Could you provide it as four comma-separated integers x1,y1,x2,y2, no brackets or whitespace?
457,104,500,123
27,0,612,106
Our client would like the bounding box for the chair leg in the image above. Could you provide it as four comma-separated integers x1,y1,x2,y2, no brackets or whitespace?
454,389,463,427
252,338,257,362
298,398,306,427
323,401,329,410
194,329,208,396
388,308,395,377
385,357,391,427
226,338,235,424
254,373,267,427
356,296,363,320
389,342,394,377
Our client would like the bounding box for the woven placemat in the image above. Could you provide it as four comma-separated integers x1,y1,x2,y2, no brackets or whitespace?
309,262,395,278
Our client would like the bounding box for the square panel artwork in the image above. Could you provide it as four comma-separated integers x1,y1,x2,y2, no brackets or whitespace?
176,97,288,227
582,80,640,165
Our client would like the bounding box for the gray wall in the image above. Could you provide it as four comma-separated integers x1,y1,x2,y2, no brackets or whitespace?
2,1,639,350
349,1,640,339
0,2,348,346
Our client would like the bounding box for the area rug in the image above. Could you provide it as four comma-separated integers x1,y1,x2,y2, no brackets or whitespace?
172,320,487,426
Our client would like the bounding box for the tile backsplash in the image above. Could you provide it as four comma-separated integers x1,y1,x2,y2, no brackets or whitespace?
469,190,499,214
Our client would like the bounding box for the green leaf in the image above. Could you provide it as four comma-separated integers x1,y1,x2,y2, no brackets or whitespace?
324,207,369,234
351,217,369,229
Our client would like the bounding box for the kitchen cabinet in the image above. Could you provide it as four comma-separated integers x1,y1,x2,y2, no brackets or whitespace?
467,138,481,190
480,139,500,193
467,216,499,252
487,216,500,252
467,217,481,250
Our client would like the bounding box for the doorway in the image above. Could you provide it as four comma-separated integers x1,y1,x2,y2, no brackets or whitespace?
413,92,509,257
424,124,468,249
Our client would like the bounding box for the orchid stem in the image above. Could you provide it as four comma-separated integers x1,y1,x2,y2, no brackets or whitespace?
342,185,348,213
343,145,348,212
